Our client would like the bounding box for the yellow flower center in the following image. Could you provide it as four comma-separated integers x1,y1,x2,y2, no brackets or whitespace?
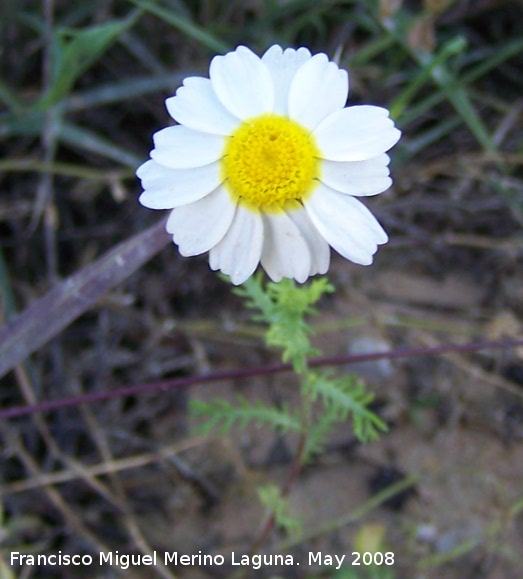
221,114,320,212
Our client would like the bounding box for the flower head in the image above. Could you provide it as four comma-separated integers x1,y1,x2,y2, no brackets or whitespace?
137,45,401,285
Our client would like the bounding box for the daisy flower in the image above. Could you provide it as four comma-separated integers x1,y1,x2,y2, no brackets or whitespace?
137,45,401,285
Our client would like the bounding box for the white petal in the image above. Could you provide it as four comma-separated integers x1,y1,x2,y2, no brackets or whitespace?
314,105,401,161
304,184,388,265
166,186,236,256
261,45,312,116
166,77,240,135
260,212,311,283
151,125,225,169
287,208,330,276
137,159,222,209
320,154,392,196
288,53,349,130
209,205,263,285
210,46,274,119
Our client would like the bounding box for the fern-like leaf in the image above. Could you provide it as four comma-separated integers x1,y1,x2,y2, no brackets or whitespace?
303,403,342,461
257,484,301,538
190,397,301,435
305,372,388,443
234,276,334,373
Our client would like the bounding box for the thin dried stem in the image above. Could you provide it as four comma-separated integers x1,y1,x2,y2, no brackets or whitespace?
79,402,177,579
2,337,523,420
2,437,206,494
2,425,112,556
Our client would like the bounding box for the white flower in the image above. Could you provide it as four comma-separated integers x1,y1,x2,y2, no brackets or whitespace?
137,45,401,285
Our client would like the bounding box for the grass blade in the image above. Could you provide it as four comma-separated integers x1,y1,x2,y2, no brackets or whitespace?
128,0,229,54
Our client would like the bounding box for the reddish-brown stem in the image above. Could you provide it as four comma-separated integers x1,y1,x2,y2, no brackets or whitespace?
1,337,522,420
248,429,308,558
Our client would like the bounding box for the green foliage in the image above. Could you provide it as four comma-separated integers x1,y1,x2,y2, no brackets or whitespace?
257,484,301,538
37,13,139,109
235,275,334,373
305,372,388,443
301,371,388,460
302,401,342,461
193,276,385,459
190,397,301,435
